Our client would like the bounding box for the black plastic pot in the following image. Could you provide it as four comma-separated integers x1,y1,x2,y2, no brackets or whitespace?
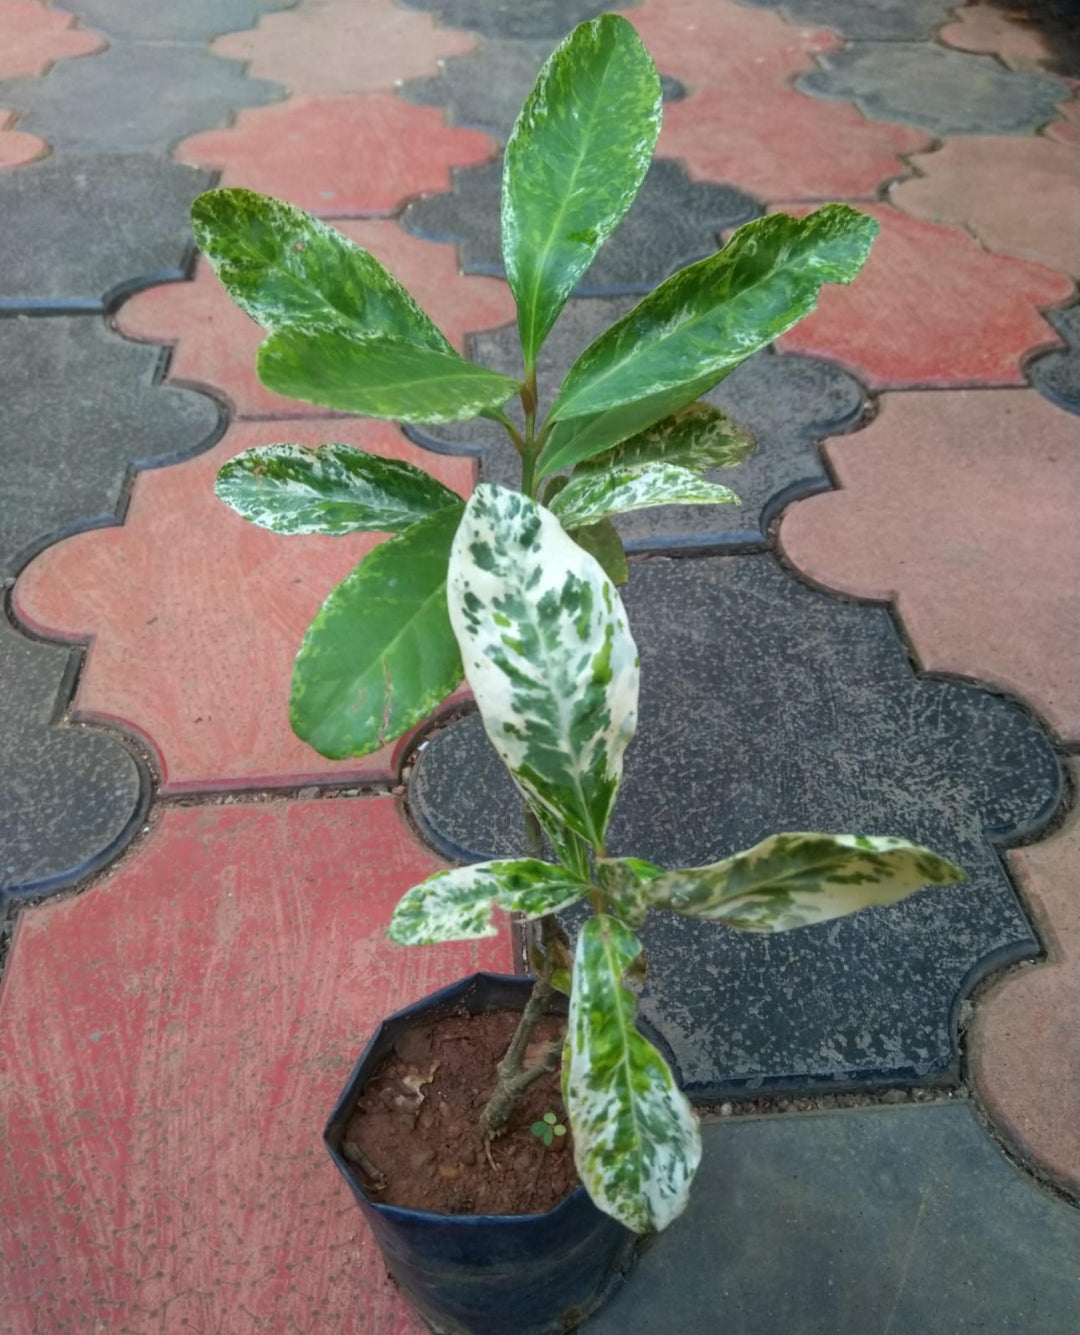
325,972,637,1335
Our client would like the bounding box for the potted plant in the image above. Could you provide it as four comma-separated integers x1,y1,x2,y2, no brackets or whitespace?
192,15,964,1333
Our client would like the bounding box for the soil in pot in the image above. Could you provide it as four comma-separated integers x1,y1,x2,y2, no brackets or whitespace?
343,1008,579,1216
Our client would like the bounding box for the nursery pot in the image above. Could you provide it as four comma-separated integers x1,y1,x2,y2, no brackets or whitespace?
325,972,637,1335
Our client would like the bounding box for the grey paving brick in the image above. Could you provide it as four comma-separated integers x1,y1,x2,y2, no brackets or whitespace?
1028,304,1080,415
61,0,294,43
739,0,954,41
395,0,635,41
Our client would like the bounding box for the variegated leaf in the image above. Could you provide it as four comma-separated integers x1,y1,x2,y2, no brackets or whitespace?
564,915,701,1233
549,461,739,529
447,484,639,852
646,832,966,932
580,402,755,474
595,856,664,928
215,443,461,535
388,859,592,945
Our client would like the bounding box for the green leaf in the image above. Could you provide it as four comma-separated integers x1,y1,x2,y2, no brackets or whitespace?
290,504,463,758
645,832,966,932
595,856,664,928
258,327,522,422
580,402,756,474
548,206,879,423
502,15,662,367
550,461,739,529
191,188,453,348
567,518,628,587
564,916,701,1233
388,858,592,945
447,484,639,852
214,443,462,535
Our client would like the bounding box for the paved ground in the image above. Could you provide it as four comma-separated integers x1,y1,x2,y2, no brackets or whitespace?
0,1,1077,1330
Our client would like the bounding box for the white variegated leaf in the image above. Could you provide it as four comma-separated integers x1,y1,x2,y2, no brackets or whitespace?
595,856,664,928
388,859,593,945
646,832,965,932
564,915,701,1233
447,484,639,852
549,461,739,529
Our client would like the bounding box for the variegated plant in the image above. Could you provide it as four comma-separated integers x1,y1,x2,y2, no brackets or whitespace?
194,16,965,1236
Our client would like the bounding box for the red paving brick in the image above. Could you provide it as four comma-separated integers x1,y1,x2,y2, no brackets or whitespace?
970,760,1080,1197
13,421,475,792
891,136,1080,277
1048,96,1080,145
212,0,477,95
774,205,1074,387
175,95,496,217
116,222,516,417
0,108,45,167
779,389,1080,744
0,797,507,1335
0,0,103,81
659,85,928,202
939,1,1055,71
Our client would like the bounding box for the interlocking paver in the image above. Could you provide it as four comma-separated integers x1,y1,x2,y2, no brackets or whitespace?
0,622,145,901
116,223,516,417
1028,304,1080,413
395,0,626,40
0,797,503,1334
13,421,475,792
0,316,220,577
1048,96,1080,144
971,760,1080,1197
737,0,955,41
63,0,293,42
0,0,103,81
409,555,1061,1095
798,42,1072,137
0,108,43,167
939,1,1056,71
779,389,1080,745
403,158,760,292
176,95,496,217
774,205,1075,388
891,136,1080,276
410,297,866,548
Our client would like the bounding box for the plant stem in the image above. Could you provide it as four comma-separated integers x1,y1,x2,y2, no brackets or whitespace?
480,974,560,1138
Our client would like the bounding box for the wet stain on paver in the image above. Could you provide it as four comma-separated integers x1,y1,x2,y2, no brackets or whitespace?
797,42,1071,136
409,554,1062,1096
737,0,956,41
1028,304,1080,413
395,0,631,41
0,620,146,901
402,158,761,294
408,296,866,549
0,317,220,578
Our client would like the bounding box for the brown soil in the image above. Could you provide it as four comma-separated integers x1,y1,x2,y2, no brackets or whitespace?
344,1008,580,1216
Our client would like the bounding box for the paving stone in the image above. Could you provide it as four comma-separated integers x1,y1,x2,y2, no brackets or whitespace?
0,316,220,578
0,797,504,1332
1027,303,1080,412
971,760,1080,1197
738,0,956,41
13,420,475,792
0,154,213,307
408,554,1061,1094
797,42,1071,137
0,0,103,81
403,158,761,293
583,1105,1080,1333
116,224,516,418
780,389,1080,745
395,0,629,41
1048,95,1080,144
940,1,1057,72
213,0,477,96
0,621,145,902
409,298,866,549
0,39,283,156
61,0,293,43
176,94,496,218
659,84,929,203
0,108,44,167
775,205,1075,388
891,136,1080,276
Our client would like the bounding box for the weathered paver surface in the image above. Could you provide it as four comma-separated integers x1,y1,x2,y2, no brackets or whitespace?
1,0,1078,1329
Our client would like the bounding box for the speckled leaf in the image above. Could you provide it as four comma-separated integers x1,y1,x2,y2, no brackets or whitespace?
565,915,701,1233
646,832,966,932
447,484,639,852
580,402,755,474
388,859,592,945
258,327,522,422
549,207,879,422
567,518,628,587
192,188,453,348
503,15,662,366
550,462,739,529
290,505,463,758
215,443,461,535
596,856,664,928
